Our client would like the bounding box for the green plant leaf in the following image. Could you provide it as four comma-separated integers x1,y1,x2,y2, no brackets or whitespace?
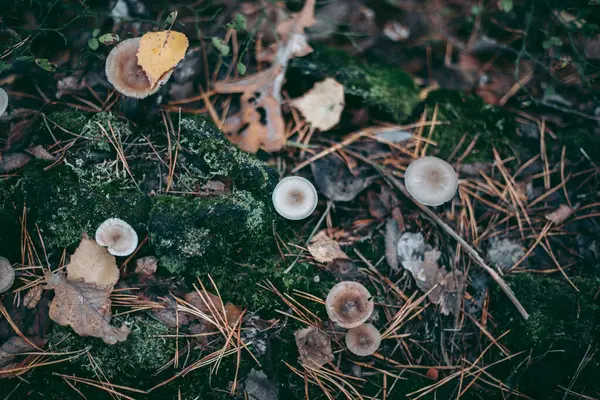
98,33,120,45
16,56,34,62
92,28,100,37
234,14,247,31
88,38,99,51
471,5,482,15
164,11,178,28
500,0,513,12
0,61,11,72
35,58,56,72
211,37,230,56
543,36,562,49
237,62,247,75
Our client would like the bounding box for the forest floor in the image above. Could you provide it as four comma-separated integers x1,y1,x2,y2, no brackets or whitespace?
1,0,600,399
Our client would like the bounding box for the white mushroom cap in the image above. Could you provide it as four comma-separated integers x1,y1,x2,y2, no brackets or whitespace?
105,38,173,99
404,156,458,206
325,281,374,328
0,256,15,294
272,176,318,220
95,218,138,256
345,323,381,356
0,88,8,117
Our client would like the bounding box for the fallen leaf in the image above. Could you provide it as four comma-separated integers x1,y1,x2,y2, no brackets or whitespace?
545,204,574,224
290,78,344,131
27,145,56,161
307,231,349,263
135,256,157,278
0,336,46,377
385,219,401,270
66,234,119,290
44,271,130,345
326,259,362,280
245,368,279,400
151,296,190,328
23,285,43,309
0,152,31,172
311,154,375,202
225,302,243,327
397,232,463,315
426,367,439,380
137,31,189,88
294,326,333,368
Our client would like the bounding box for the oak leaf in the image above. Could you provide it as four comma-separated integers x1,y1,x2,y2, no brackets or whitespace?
137,31,189,88
66,234,119,290
45,272,130,345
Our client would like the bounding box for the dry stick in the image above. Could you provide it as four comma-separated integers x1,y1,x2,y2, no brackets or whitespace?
345,150,530,320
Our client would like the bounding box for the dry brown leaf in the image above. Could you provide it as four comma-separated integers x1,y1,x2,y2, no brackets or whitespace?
545,204,574,224
0,337,37,368
0,336,46,377
290,78,345,131
225,302,243,327
135,256,157,278
151,296,191,328
214,0,316,152
45,271,130,345
294,326,333,368
23,285,43,309
307,231,349,263
66,234,119,290
137,31,189,88
397,233,463,315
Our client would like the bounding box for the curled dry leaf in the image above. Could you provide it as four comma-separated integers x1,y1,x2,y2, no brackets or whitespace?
385,219,401,271
137,31,189,88
545,204,574,224
397,232,464,315
0,336,46,376
307,231,349,263
215,0,316,152
294,326,333,368
23,285,43,309
65,234,119,290
290,78,345,131
44,271,130,345
151,296,191,328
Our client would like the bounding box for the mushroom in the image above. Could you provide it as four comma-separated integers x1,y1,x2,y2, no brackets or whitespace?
325,281,374,328
0,256,15,294
95,218,138,256
0,88,8,117
272,176,318,220
404,156,458,206
345,323,381,356
105,38,172,99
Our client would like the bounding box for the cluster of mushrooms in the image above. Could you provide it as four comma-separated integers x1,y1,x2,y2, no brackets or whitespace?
326,281,380,356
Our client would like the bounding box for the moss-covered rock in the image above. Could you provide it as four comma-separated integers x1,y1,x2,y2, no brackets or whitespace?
0,113,278,275
289,46,420,121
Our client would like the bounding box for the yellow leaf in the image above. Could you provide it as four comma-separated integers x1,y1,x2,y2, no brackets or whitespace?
136,31,189,88
290,78,345,131
66,234,119,290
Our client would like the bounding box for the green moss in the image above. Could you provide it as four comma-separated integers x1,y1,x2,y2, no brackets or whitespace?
11,162,151,251
491,273,600,399
422,89,522,162
148,189,273,275
289,46,420,121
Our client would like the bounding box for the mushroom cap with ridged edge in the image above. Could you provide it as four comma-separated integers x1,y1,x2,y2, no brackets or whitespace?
0,256,15,293
105,37,172,99
345,323,381,356
404,156,458,206
95,218,138,257
325,281,374,328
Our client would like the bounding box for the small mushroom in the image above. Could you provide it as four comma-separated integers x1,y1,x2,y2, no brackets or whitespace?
95,218,138,256
325,281,374,328
404,156,458,206
0,256,15,293
0,88,8,117
272,176,318,220
345,323,381,356
105,38,172,99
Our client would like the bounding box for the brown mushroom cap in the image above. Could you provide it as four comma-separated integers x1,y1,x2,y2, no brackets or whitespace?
0,256,15,293
105,38,172,99
325,281,374,328
345,323,381,356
